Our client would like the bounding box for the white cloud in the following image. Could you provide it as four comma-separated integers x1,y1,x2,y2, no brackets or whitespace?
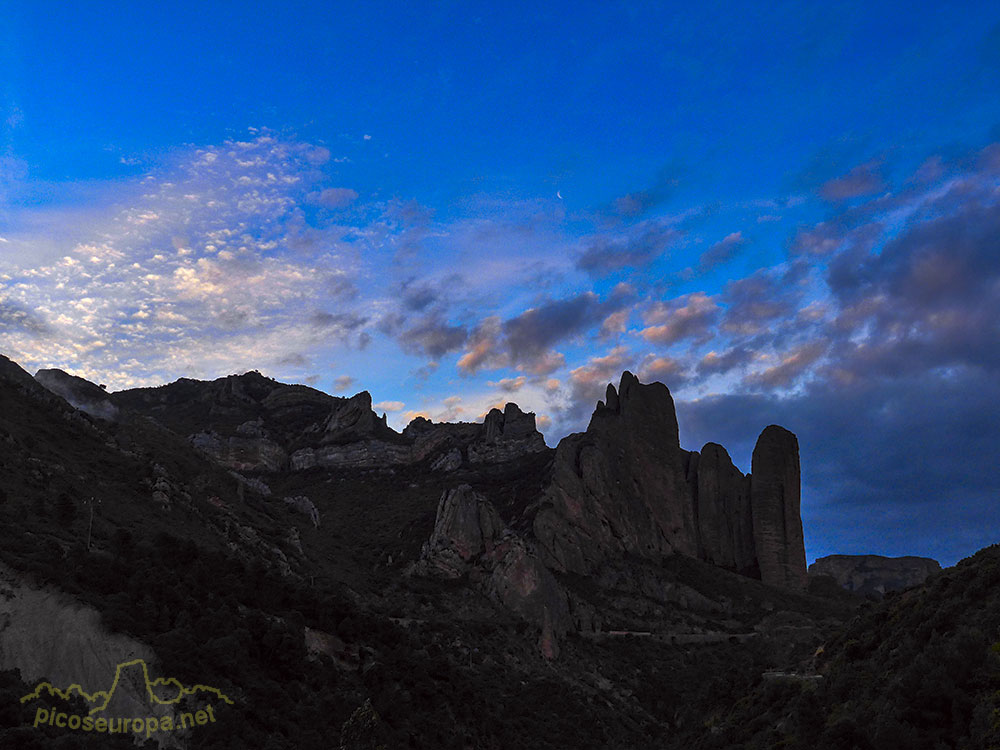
0,134,376,388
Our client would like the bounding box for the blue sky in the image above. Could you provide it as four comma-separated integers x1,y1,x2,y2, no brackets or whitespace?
2,2,1000,566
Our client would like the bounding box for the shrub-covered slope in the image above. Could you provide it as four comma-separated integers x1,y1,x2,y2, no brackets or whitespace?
686,543,1000,750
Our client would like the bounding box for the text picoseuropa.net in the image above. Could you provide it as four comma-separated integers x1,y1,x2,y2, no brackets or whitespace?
33,705,217,740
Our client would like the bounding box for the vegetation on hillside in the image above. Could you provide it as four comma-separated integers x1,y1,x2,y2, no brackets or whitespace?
675,544,1000,750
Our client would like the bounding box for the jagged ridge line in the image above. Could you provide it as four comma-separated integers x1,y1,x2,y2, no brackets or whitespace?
20,658,234,714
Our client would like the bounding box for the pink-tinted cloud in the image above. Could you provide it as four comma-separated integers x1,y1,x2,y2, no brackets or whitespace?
640,292,719,345
598,309,630,339
488,375,527,392
638,354,687,385
457,316,503,374
747,341,827,388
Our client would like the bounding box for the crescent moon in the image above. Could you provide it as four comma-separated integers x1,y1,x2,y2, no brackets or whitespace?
556,191,563,200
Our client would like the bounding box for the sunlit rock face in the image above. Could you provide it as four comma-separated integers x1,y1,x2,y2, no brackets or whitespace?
809,554,941,597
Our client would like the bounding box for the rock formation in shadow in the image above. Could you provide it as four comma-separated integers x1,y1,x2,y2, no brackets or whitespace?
531,372,807,590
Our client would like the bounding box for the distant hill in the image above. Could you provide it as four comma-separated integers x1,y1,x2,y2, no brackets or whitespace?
809,554,941,598
676,543,1000,749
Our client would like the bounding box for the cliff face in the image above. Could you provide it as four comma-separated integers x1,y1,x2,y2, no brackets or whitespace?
26,359,809,592
809,554,941,597
320,390,396,444
415,485,570,658
419,484,505,577
533,372,699,574
695,443,755,574
411,371,811,660
531,372,807,589
470,403,548,463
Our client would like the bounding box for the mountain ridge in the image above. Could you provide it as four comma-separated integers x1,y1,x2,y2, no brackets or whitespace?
29,361,809,597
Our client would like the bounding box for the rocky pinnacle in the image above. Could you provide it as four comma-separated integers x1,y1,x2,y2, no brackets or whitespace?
750,425,808,590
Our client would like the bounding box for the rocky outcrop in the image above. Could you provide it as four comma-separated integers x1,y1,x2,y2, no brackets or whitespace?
151,479,170,507
415,485,570,657
750,426,807,590
402,418,480,461
484,534,570,659
695,443,755,574
259,383,333,424
282,495,320,527
533,372,698,575
530,372,807,590
113,372,333,472
230,472,272,497
469,403,548,464
430,447,462,471
321,391,394,443
809,554,941,597
290,441,412,470
35,368,119,421
191,429,288,472
418,485,504,578
221,517,293,576
340,699,392,750
292,402,548,471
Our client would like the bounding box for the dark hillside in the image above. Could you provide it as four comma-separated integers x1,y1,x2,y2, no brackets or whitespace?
111,372,345,447
684,543,1000,749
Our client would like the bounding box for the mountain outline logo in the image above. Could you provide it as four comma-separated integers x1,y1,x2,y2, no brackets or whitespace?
20,658,234,715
